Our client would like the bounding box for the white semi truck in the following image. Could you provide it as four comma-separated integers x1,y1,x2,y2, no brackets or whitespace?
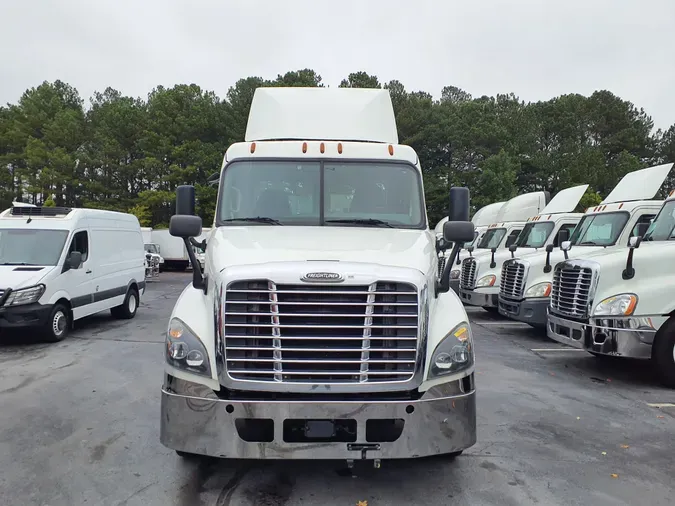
496,163,673,329
459,184,588,320
547,188,675,387
457,191,549,310
159,87,477,465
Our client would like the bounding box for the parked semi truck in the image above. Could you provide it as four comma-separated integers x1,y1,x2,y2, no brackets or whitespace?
496,163,672,329
159,87,477,464
459,184,588,319
457,191,549,310
547,187,675,387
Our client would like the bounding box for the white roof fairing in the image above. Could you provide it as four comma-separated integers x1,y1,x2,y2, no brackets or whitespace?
245,87,399,144
495,192,548,223
540,184,589,214
602,163,674,204
472,201,506,226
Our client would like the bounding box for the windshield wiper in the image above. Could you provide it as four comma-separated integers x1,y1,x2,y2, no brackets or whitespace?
325,218,394,228
222,217,283,225
1,262,32,265
579,241,599,245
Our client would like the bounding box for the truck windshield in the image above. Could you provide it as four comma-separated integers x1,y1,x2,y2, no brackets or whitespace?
477,228,506,249
0,229,69,266
644,200,675,241
515,222,554,248
217,160,425,229
570,212,629,246
144,244,158,254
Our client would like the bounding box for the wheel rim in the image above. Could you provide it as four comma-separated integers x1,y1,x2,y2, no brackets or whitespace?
128,293,137,314
53,310,66,336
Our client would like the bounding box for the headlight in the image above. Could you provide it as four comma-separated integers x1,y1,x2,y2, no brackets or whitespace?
525,282,551,298
165,318,211,377
450,269,460,279
593,294,637,316
429,322,474,378
476,274,496,287
3,284,45,306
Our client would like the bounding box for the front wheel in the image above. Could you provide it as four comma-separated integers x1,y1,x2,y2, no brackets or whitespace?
111,288,139,320
43,303,70,342
653,319,675,388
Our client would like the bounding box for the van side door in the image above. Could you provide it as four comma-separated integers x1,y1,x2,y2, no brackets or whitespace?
65,230,94,319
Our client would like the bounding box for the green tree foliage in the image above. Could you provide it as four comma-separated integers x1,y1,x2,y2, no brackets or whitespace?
0,72,672,225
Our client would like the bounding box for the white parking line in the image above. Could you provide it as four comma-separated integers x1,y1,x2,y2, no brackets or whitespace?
646,403,675,408
530,348,586,352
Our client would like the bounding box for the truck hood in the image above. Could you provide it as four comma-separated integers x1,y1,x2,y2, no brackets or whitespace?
209,226,434,273
0,265,54,290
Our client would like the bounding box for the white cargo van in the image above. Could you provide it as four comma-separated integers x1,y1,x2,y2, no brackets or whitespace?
458,191,549,309
499,163,672,329
547,188,675,387
0,204,145,341
160,87,477,465
153,227,211,271
460,184,588,318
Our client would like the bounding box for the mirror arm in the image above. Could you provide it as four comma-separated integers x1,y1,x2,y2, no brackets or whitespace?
183,238,207,293
622,237,642,280
544,251,552,273
189,237,207,252
490,248,496,269
436,242,462,296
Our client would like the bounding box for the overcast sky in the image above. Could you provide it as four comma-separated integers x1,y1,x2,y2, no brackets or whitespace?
1,0,674,130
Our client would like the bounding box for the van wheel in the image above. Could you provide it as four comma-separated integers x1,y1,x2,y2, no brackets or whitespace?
111,288,139,320
44,303,70,342
653,319,675,388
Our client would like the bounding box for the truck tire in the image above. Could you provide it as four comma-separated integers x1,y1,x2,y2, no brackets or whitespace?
43,303,71,342
111,287,139,320
653,318,675,388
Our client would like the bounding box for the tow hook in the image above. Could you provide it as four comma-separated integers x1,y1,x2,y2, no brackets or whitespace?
347,443,382,467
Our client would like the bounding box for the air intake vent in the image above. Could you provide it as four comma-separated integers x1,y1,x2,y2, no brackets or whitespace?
10,206,72,217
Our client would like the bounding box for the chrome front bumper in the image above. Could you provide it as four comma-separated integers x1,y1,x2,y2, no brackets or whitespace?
459,288,498,307
547,312,658,359
160,375,477,460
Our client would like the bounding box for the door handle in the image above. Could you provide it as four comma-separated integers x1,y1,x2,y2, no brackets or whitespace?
86,270,92,274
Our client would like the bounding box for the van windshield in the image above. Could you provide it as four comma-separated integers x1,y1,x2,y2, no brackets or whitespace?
145,244,159,254
644,200,675,241
515,222,554,248
217,160,425,229
477,228,506,249
570,212,629,246
0,229,69,266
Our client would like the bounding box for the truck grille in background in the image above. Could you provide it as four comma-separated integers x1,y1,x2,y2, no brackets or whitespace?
550,264,594,318
460,258,477,289
223,280,419,384
437,256,446,278
500,261,526,299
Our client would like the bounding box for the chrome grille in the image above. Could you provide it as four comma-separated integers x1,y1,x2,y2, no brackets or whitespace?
550,264,594,318
500,260,526,299
223,280,419,384
437,255,447,278
460,258,477,289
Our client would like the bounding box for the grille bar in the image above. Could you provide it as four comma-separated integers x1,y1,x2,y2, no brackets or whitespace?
224,279,419,384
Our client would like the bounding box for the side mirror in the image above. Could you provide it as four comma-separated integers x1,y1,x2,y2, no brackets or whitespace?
176,185,196,216
443,221,475,243
490,247,497,268
635,222,649,239
544,244,554,273
560,240,571,260
628,236,641,248
623,235,643,280
505,235,517,248
170,215,202,238
557,228,570,244
545,244,554,253
66,251,83,270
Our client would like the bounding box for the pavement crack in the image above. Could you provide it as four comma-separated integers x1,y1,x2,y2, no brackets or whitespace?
115,480,158,505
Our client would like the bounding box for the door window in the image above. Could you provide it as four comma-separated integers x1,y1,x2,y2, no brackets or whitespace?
68,231,89,262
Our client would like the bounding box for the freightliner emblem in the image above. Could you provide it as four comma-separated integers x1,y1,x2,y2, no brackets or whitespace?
301,272,344,283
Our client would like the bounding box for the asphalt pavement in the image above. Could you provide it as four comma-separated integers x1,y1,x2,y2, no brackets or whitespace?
1,272,674,506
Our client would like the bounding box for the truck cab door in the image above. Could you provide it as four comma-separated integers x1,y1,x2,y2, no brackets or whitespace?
64,230,94,319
